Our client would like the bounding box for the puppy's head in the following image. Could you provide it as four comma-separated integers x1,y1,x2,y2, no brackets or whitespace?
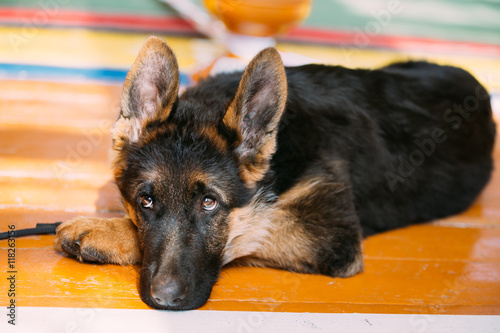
112,36,287,310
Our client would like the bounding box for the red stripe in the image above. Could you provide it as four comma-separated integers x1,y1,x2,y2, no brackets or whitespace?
0,8,196,33
1,7,499,57
285,26,500,57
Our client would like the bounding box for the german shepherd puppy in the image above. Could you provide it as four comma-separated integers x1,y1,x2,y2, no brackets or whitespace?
55,36,496,310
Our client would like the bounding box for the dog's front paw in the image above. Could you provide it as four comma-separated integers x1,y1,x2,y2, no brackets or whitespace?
54,216,141,265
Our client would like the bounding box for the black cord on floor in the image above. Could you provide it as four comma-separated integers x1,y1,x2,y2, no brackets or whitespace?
0,222,62,240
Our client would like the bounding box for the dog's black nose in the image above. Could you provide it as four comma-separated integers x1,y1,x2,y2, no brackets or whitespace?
151,278,187,307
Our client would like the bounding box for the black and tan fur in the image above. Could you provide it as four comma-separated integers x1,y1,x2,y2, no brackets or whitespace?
55,36,496,310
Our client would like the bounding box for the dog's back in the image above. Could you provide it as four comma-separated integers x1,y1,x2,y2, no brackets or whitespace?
188,61,496,236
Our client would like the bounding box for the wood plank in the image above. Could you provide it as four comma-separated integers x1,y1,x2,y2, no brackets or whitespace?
0,80,121,129
0,177,122,213
364,224,500,262
0,246,498,314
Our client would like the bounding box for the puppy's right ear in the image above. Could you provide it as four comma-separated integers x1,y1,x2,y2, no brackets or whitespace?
223,47,287,187
113,36,179,143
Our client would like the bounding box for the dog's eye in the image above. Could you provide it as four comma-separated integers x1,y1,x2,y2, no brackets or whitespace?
202,196,218,211
140,195,153,209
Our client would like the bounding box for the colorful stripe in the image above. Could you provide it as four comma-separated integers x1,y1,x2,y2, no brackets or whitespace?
1,7,499,57
0,8,196,35
285,26,500,58
0,63,192,85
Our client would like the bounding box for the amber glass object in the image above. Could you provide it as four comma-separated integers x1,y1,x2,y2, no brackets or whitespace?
204,0,312,37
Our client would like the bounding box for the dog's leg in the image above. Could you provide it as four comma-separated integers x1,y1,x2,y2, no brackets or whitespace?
225,175,364,278
54,216,141,265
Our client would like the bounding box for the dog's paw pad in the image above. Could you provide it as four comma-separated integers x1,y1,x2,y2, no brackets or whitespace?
59,237,82,258
80,247,108,263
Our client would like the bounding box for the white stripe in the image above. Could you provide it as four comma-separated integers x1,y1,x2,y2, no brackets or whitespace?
0,90,109,104
1,307,498,333
491,93,500,117
0,204,97,213
0,170,111,181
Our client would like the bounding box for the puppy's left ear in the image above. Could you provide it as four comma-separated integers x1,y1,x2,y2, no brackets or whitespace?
115,36,180,142
223,48,287,186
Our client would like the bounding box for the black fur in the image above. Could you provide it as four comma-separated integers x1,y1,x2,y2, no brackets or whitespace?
183,61,495,236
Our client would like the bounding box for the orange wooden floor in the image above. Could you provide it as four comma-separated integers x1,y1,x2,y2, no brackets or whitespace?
1,78,500,315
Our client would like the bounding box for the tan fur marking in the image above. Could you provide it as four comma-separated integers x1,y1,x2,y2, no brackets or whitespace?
123,201,136,224
223,176,364,276
199,126,228,151
190,171,232,205
222,105,240,137
54,216,141,265
139,123,168,144
277,177,364,277
223,189,316,273
278,177,326,202
109,119,130,177
239,164,266,185
341,250,364,277
239,134,277,184
223,195,274,265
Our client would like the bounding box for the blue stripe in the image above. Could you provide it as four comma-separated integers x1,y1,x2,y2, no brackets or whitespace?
0,63,192,85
